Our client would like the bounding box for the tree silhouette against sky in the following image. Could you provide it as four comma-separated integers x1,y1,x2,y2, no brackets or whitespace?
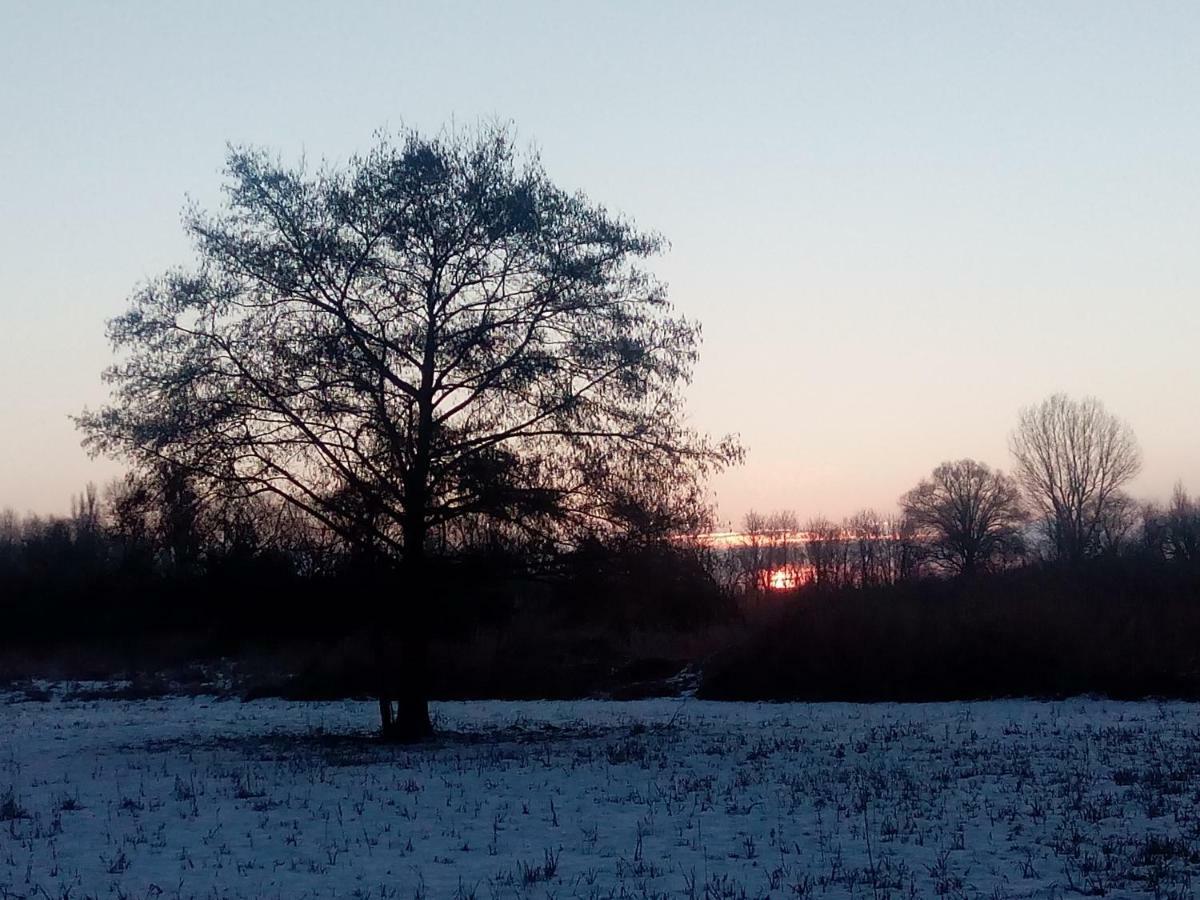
79,124,739,740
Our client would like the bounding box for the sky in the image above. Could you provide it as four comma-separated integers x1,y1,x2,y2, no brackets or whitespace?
2,1,1198,528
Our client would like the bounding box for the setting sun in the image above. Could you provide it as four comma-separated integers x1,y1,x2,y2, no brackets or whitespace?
767,567,799,590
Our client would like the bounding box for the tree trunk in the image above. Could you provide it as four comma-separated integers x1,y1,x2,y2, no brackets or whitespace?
378,321,438,743
375,538,434,743
377,624,433,743
380,696,432,742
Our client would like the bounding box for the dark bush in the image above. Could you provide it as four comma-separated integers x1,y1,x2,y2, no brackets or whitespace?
701,557,1200,701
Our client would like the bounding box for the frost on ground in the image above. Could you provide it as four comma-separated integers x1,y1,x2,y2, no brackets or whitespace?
2,691,1199,899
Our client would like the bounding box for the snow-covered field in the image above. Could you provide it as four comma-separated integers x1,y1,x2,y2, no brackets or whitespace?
3,689,1199,899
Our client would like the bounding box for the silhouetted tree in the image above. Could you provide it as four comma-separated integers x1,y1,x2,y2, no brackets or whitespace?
0,509,17,542
736,511,770,592
1096,491,1140,557
1010,395,1141,563
805,516,849,588
0,509,21,574
1164,483,1200,562
70,483,101,539
78,124,738,740
883,514,923,584
900,459,1027,576
848,509,891,587
101,466,204,572
763,510,802,589
159,465,202,573
104,475,156,563
735,510,801,593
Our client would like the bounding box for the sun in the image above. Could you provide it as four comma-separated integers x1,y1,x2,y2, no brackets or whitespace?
767,567,799,590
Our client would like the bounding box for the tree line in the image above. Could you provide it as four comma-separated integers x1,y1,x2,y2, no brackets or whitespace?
0,464,732,639
732,393,1199,590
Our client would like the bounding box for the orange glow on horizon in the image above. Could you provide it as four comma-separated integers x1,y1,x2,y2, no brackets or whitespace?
695,527,909,548
767,568,795,590
764,566,809,590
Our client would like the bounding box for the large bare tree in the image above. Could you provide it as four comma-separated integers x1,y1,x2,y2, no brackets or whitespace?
78,124,739,740
1009,394,1141,563
900,459,1027,576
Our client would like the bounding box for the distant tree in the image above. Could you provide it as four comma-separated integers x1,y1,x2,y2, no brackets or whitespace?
885,513,923,584
1096,491,1140,557
1165,483,1200,562
70,483,101,539
159,465,202,573
804,516,849,588
763,510,802,589
1139,500,1168,558
1010,395,1141,563
0,509,19,570
736,511,769,593
847,509,892,587
77,124,738,740
67,482,108,574
846,509,921,587
735,510,801,593
0,509,17,543
104,475,155,557
900,459,1027,576
102,466,204,572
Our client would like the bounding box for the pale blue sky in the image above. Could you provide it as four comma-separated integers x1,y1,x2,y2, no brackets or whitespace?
2,1,1198,526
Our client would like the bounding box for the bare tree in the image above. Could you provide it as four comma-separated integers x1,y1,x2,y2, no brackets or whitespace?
78,124,739,740
104,475,154,553
0,509,20,562
70,483,101,539
733,510,800,593
1096,491,1140,556
857,510,923,586
848,509,893,587
883,513,923,584
900,459,1027,576
805,516,849,588
1165,483,1200,562
1009,394,1141,563
764,510,802,589
736,510,769,593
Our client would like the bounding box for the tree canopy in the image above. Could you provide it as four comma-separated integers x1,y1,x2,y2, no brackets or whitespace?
79,125,739,566
1010,394,1140,563
901,459,1027,575
78,123,740,740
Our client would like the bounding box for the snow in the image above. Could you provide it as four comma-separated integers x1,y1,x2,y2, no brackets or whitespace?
3,689,1199,898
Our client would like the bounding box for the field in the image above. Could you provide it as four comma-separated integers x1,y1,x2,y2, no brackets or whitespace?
3,689,1200,899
